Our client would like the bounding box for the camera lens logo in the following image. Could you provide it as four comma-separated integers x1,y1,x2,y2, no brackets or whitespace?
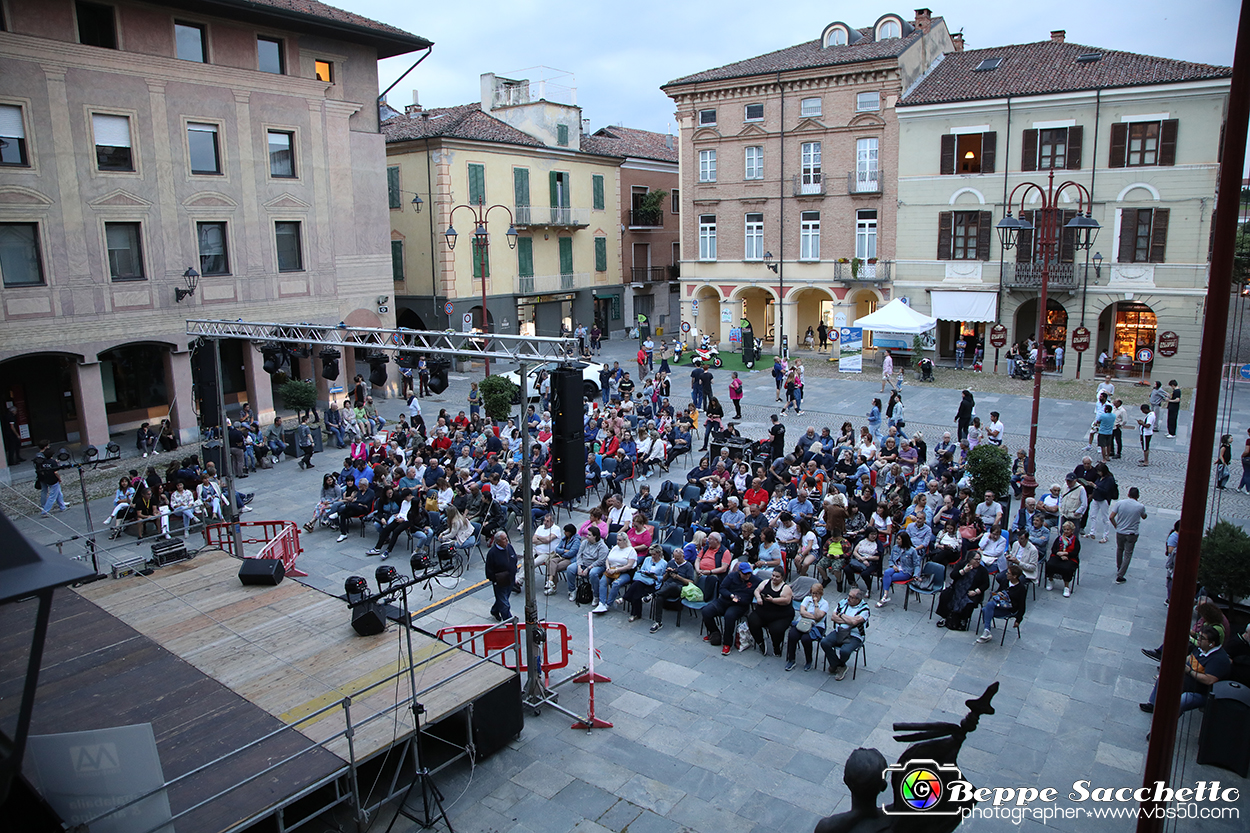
899,766,944,811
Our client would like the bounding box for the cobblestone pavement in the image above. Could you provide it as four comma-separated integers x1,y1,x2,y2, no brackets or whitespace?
8,335,1248,833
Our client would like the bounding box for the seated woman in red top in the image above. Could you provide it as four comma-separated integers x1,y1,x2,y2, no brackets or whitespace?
1044,521,1082,598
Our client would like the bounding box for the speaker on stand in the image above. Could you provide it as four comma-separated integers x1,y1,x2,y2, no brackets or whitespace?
549,368,585,502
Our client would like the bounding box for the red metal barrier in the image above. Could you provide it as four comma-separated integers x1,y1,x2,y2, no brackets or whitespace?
204,520,306,577
436,621,572,683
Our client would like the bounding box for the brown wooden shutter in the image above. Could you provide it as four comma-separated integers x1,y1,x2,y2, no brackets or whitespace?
1117,208,1136,262
980,132,997,173
1109,123,1128,168
1016,210,1034,263
1158,119,1178,166
1066,126,1083,170
940,134,956,175
1218,121,1226,163
1149,208,1169,262
976,210,992,261
1059,209,1077,263
937,211,953,260
1021,129,1038,172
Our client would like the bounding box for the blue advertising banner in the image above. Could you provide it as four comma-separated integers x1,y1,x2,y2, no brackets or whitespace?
839,327,863,373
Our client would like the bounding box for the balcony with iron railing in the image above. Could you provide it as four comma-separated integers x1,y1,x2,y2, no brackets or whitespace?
668,263,680,281
833,260,892,283
628,208,665,228
1002,261,1080,290
847,169,881,195
792,175,825,197
519,272,592,294
513,205,591,228
630,266,668,283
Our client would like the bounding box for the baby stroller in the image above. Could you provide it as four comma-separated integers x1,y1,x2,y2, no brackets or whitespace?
916,357,935,382
1011,359,1035,380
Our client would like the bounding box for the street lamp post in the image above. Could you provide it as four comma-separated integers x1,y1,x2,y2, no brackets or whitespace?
996,168,1099,498
443,200,518,376
764,252,783,355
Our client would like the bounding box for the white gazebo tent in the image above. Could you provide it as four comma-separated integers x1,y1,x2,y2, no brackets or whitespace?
852,298,938,333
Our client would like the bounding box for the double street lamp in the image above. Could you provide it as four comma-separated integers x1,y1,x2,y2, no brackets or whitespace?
443,201,518,376
996,167,1100,498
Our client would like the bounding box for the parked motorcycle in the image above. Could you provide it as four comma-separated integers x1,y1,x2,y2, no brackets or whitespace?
691,337,723,369
673,340,686,364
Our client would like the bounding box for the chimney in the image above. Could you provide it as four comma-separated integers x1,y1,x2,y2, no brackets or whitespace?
665,134,674,150
913,8,932,33
412,89,420,106
951,31,965,51
1051,30,1066,43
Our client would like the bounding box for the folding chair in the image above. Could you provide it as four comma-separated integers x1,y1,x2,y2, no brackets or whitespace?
975,606,1023,646
906,562,948,620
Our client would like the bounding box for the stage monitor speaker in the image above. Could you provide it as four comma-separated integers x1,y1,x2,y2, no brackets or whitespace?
351,603,387,636
192,345,222,430
427,359,450,394
201,440,226,473
550,368,583,437
551,433,585,501
238,557,285,586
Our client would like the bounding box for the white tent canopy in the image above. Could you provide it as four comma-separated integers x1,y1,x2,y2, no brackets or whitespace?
931,290,998,323
852,299,938,333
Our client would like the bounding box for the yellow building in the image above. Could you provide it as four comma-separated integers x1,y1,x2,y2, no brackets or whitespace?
384,74,624,338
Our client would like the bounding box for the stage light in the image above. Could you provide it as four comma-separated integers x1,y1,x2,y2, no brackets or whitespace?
344,575,369,605
375,564,399,589
261,344,286,374
367,352,390,387
319,348,341,381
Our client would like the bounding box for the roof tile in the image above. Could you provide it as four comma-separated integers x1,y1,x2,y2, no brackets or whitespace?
236,0,417,40
585,126,678,163
900,40,1231,106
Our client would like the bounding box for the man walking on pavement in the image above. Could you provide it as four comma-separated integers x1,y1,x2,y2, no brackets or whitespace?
880,350,894,393
1109,487,1147,584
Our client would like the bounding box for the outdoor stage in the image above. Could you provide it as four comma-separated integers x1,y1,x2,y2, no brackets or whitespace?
0,550,520,833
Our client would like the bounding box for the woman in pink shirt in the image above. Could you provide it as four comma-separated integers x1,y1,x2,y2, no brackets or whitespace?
625,512,655,555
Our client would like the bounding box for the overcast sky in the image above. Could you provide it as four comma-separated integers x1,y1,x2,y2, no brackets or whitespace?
360,0,1244,166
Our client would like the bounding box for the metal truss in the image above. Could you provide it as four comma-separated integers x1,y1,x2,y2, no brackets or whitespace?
185,319,577,365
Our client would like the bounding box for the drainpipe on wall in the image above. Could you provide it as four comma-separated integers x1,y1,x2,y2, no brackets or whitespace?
995,96,1012,374
777,71,786,355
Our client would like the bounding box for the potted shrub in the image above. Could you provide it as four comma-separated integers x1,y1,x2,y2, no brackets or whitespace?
851,257,863,279
1199,520,1250,612
278,379,322,451
479,375,519,423
966,443,1012,523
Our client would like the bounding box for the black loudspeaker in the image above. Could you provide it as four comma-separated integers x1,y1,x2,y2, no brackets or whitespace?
238,557,285,586
202,440,226,473
1198,680,1250,777
550,368,583,437
192,346,222,430
551,434,585,502
351,603,387,636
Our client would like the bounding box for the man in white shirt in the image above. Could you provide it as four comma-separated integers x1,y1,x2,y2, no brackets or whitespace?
986,412,1005,446
1136,404,1156,466
880,351,894,393
1111,398,1129,460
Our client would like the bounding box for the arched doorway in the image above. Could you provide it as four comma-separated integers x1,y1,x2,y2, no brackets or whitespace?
694,286,721,344
1014,298,1069,363
99,342,171,425
396,308,427,331
734,286,775,345
789,287,835,348
1098,301,1156,374
0,353,78,444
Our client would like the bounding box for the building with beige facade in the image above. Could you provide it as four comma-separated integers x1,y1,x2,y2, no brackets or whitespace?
894,32,1231,385
0,0,429,482
662,9,953,352
384,73,626,340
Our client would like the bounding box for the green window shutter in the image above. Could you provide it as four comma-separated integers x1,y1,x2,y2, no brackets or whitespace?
391,240,404,280
592,174,605,210
387,167,400,209
594,237,607,272
468,163,485,205
472,240,490,278
517,237,534,278
558,237,573,275
557,124,569,146
549,171,559,207
513,168,529,206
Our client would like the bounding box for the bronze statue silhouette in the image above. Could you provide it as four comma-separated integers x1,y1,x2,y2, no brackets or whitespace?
815,682,999,833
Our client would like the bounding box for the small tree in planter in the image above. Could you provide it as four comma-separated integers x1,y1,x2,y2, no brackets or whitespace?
639,189,668,225
966,443,1012,521
1198,520,1250,608
479,375,519,423
278,379,317,414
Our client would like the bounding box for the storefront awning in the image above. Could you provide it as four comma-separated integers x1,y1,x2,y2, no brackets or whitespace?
931,291,998,323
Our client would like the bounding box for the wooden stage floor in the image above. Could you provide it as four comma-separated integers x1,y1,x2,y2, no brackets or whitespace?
1,550,515,833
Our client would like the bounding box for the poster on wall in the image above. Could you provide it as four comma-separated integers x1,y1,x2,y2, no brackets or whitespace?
839,328,863,373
